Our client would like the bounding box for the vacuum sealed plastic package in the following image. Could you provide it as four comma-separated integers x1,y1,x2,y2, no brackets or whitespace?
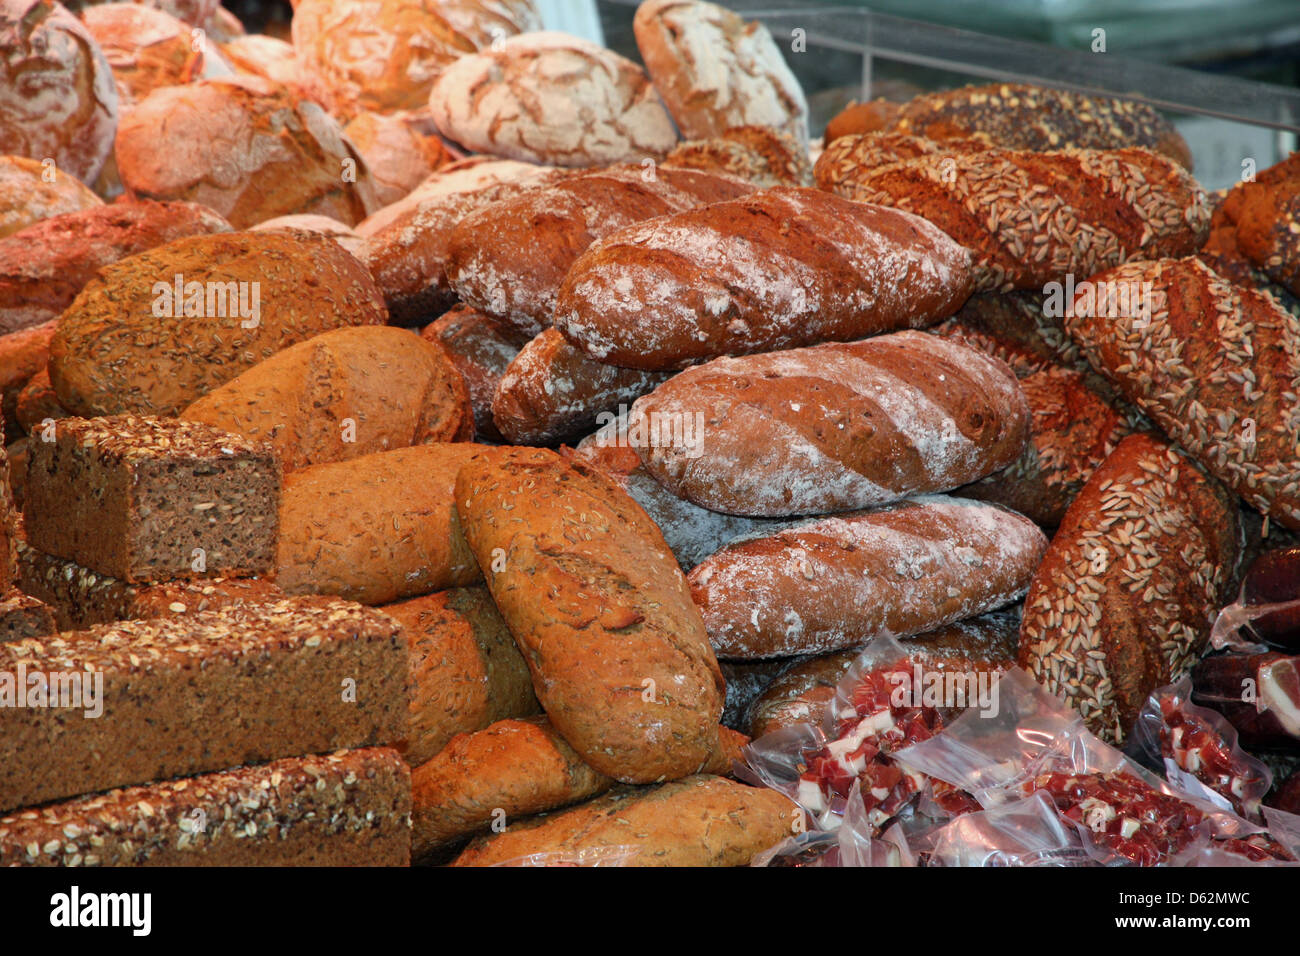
1190,652,1300,750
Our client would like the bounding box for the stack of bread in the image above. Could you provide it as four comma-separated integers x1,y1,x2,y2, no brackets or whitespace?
1,0,1298,866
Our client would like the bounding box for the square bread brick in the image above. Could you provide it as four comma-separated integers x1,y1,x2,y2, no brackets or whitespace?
24,415,280,583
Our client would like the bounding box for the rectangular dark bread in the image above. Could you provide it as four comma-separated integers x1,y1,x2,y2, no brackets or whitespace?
24,416,280,583
0,596,409,813
1019,433,1241,744
454,447,724,784
451,774,796,867
422,304,528,443
689,495,1046,659
0,749,410,867
553,186,975,370
627,331,1030,517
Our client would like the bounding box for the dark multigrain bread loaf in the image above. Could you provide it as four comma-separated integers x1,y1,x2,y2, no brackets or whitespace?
824,147,1208,293
422,305,528,442
627,332,1030,517
379,588,539,768
1210,151,1300,296
454,447,725,784
1063,256,1300,530
24,416,280,583
492,329,671,446
663,125,812,187
452,774,796,867
0,597,410,813
0,748,411,867
689,495,1046,659
813,131,990,193
49,230,388,417
1019,433,1241,744
0,591,56,641
553,186,975,370
0,321,56,442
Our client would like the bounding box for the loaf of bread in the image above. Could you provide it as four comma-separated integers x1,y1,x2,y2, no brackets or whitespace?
932,291,1082,379
422,305,525,442
343,110,455,208
452,774,796,867
1063,256,1300,530
4,437,25,507
379,587,539,767
220,33,307,92
553,187,975,370
80,2,224,108
455,448,724,783
633,0,807,144
492,329,670,446
446,164,754,337
663,125,812,187
0,596,409,813
0,321,55,441
0,748,411,866
627,332,1030,517
0,155,102,239
49,230,388,417
813,131,989,194
16,361,75,430
719,658,788,730
690,495,1046,659
824,147,1209,293
181,325,472,473
823,98,902,143
1210,151,1299,297
0,590,55,641
1019,433,1241,743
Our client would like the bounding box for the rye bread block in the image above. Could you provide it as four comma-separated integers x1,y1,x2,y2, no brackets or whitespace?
275,443,486,605
452,774,796,867
0,596,410,813
690,495,1047,659
1019,433,1241,744
0,748,411,867
454,447,725,784
422,305,526,443
48,230,389,417
24,416,280,583
180,325,473,473
379,587,539,768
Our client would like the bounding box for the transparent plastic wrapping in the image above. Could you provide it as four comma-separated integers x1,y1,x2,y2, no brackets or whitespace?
923,792,1091,868
489,846,640,867
1190,652,1300,750
1209,598,1300,654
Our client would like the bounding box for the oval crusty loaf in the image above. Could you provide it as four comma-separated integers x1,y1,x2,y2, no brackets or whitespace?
0,321,56,442
342,109,455,208
1216,151,1299,297
80,2,225,108
1019,432,1241,744
249,213,366,257
690,495,1047,659
14,370,65,434
492,329,670,446
275,443,486,605
380,588,539,769
813,131,990,195
1062,257,1300,530
628,332,1031,517
663,125,812,188
427,32,677,167
422,304,525,443
633,0,808,144
932,291,1086,379
553,186,975,370
49,230,388,418
454,447,724,784
826,147,1209,294
0,155,102,240
445,164,754,338
180,325,472,473
451,774,796,867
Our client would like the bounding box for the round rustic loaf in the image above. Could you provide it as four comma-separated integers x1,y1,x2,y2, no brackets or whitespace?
0,155,102,239
49,229,388,417
80,2,227,107
115,75,379,228
0,0,119,182
343,110,454,207
355,156,549,236
219,34,306,92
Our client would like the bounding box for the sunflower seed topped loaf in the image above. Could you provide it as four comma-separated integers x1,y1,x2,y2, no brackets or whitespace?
812,131,991,194
422,304,526,443
24,415,280,583
454,447,725,784
0,596,409,813
554,187,975,370
663,125,813,187
931,291,1090,379
633,0,808,145
628,332,1030,517
1062,256,1300,530
1018,433,1241,743
822,147,1209,293
689,496,1046,659
0,748,412,867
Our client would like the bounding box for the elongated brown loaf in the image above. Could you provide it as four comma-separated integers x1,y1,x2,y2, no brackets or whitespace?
492,329,670,446
554,186,975,370
663,125,812,187
275,443,486,605
690,495,1047,659
1063,257,1300,530
825,147,1209,293
1213,152,1300,296
932,291,1087,379
813,132,989,194
422,305,525,443
454,447,724,784
380,588,539,767
628,332,1030,517
180,325,472,472
451,774,796,867
1019,433,1241,743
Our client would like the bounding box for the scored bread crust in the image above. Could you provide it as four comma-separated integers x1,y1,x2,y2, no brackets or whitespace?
0,155,103,240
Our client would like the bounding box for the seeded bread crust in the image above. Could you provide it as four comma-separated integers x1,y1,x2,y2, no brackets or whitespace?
663,125,813,187
0,590,55,641
1019,432,1241,743
813,132,990,194
423,305,526,443
454,447,724,784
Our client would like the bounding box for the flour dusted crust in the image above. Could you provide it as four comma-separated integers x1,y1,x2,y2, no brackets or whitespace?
427,31,678,166
343,110,453,207
249,213,364,256
634,0,807,145
0,155,102,240
219,34,306,91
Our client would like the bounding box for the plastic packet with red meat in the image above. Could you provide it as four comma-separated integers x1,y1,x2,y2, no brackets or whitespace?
751,781,917,867
1189,651,1300,751
1132,677,1272,820
921,791,1093,867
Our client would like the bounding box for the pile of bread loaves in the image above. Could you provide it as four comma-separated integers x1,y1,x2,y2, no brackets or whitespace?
0,0,1298,867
